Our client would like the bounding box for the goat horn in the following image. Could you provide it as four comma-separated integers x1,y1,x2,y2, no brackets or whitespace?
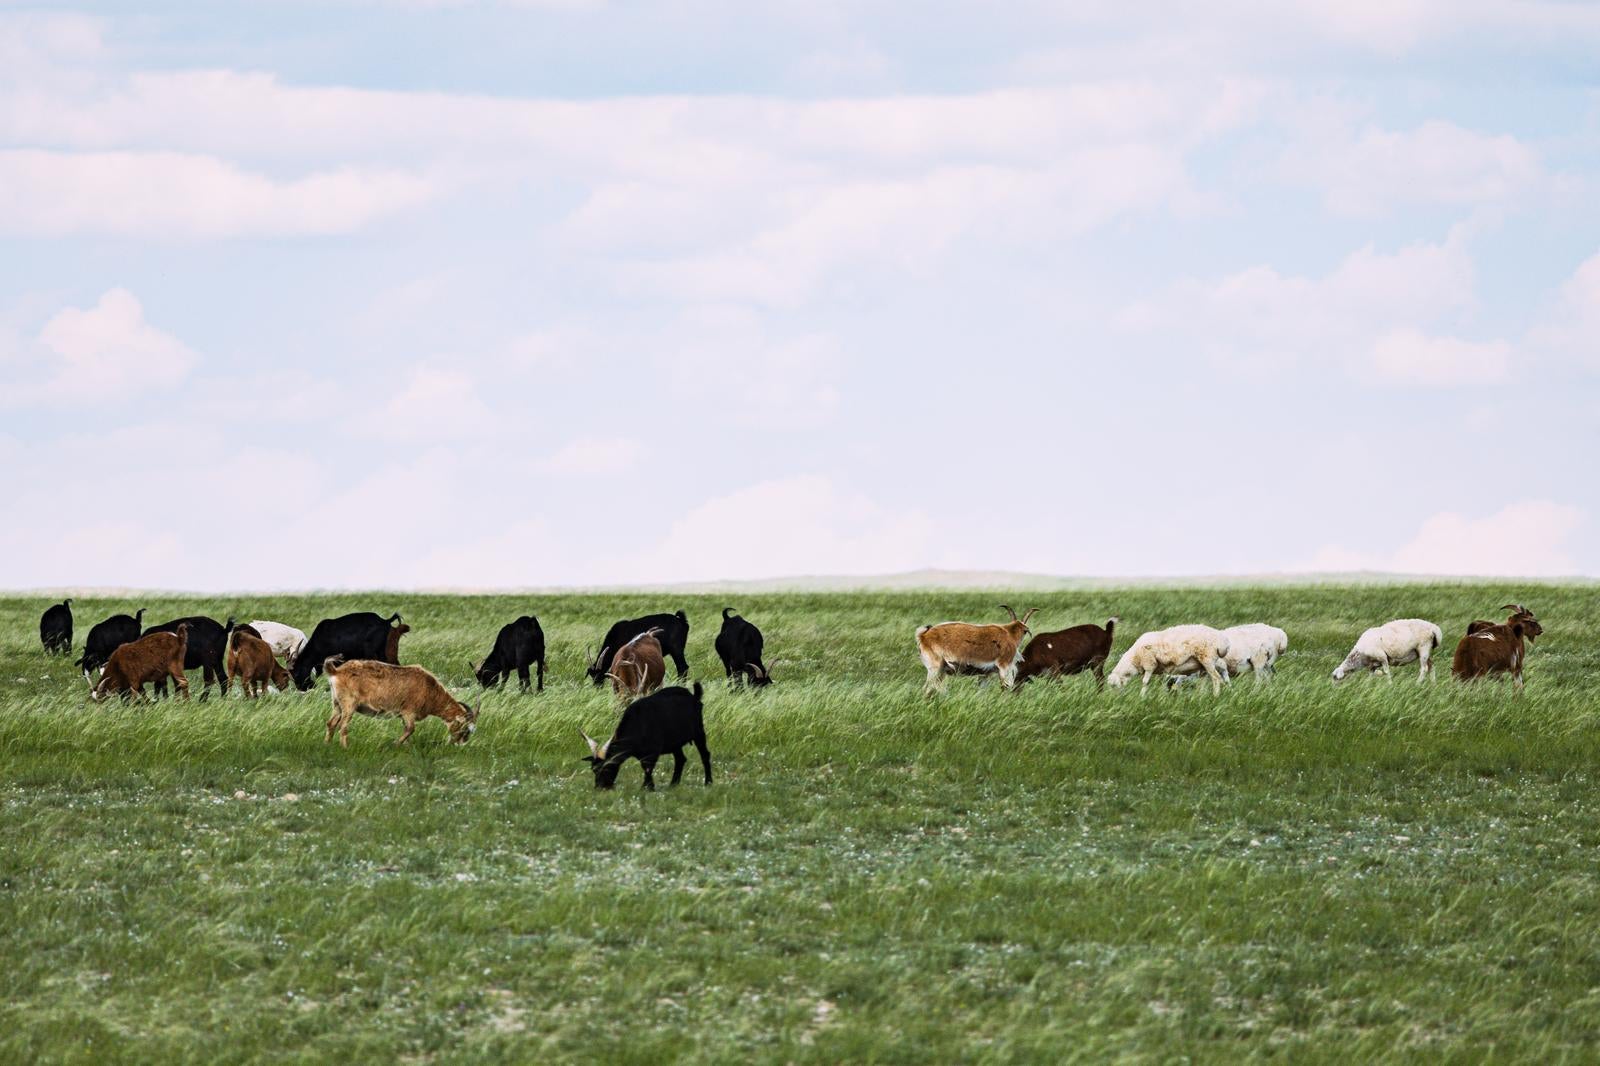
1020,608,1039,626
998,604,1017,621
1499,603,1520,612
581,730,600,757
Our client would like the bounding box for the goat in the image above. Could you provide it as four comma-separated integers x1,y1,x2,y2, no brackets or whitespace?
383,622,410,664
1107,625,1232,695
144,615,233,697
39,599,73,656
92,624,189,702
715,607,775,686
915,605,1038,694
1014,617,1119,686
1466,604,1543,654
323,656,479,747
78,608,144,678
1453,604,1540,692
582,682,711,790
587,612,690,684
291,611,404,690
226,628,291,698
1331,619,1442,682
473,615,547,692
246,620,308,669
607,629,667,700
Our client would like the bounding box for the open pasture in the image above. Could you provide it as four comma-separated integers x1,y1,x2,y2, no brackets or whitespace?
2,584,1599,1062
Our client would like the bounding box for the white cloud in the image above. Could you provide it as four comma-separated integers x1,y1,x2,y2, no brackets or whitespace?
541,436,644,477
1,289,196,407
1279,116,1540,216
1529,248,1600,370
1118,231,1495,382
371,367,497,439
1311,500,1586,576
0,150,434,237
617,474,933,583
1369,328,1511,386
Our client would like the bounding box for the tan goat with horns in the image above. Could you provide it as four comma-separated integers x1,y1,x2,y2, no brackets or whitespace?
915,605,1038,695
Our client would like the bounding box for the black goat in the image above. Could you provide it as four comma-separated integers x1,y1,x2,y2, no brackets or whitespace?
78,608,145,678
582,682,711,790
291,612,404,690
144,615,234,697
473,615,546,692
39,599,73,655
715,607,773,686
586,611,689,685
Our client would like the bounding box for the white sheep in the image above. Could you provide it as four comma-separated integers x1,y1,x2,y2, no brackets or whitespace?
247,620,308,670
1106,624,1232,695
1169,623,1288,686
1331,619,1443,683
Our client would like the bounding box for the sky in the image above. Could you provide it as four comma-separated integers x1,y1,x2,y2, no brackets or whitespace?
1,0,1598,590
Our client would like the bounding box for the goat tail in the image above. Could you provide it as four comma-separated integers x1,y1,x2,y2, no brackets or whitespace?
323,655,347,676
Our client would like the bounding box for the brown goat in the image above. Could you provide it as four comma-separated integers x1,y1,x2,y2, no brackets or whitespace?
1452,604,1540,692
1015,617,1120,686
916,605,1038,695
1466,604,1543,650
226,629,291,698
92,624,190,702
383,622,410,664
607,629,667,700
323,657,479,748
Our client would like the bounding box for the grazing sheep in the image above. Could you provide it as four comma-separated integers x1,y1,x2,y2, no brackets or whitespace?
246,620,308,669
1106,625,1232,695
1169,623,1287,686
92,625,189,702
1331,619,1443,682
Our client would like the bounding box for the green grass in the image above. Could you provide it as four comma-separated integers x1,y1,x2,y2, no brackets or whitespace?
2,585,1598,1063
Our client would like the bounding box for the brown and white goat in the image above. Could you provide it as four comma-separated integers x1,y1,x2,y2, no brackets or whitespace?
1465,604,1543,652
607,629,667,700
323,657,479,747
92,624,190,702
1453,604,1541,692
915,605,1038,694
226,628,291,698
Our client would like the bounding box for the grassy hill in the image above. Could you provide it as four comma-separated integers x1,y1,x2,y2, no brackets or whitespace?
1,584,1596,1062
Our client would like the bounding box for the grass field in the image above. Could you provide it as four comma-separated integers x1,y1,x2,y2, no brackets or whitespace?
2,585,1598,1063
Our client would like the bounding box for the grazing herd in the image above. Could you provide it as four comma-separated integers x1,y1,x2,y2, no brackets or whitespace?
30,597,1547,787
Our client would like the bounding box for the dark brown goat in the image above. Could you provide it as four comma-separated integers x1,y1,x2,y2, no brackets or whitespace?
383,622,410,664
227,629,291,698
92,624,190,701
1014,616,1120,686
607,629,667,700
1452,604,1540,692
